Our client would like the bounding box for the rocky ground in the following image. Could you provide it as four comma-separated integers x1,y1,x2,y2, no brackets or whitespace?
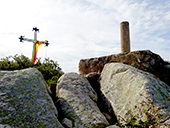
0,50,170,128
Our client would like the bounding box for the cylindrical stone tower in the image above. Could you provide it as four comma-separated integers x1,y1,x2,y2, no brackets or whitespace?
120,21,130,53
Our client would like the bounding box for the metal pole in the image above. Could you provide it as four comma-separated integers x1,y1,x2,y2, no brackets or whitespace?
34,31,37,41
33,27,39,42
120,21,130,53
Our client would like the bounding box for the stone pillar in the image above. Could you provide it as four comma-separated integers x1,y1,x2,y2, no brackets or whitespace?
120,21,130,53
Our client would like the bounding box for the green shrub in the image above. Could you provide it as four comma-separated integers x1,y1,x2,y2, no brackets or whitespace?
0,54,64,85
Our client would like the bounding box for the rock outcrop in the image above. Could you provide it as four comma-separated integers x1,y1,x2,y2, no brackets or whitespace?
0,50,169,128
0,68,63,128
56,72,109,128
79,50,164,76
100,63,170,127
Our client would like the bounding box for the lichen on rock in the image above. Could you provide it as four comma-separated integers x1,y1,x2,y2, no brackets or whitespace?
100,63,170,127
0,68,63,128
56,72,109,128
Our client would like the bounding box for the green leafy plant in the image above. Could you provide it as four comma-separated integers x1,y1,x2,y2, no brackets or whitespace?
34,57,64,85
119,94,170,128
0,54,64,85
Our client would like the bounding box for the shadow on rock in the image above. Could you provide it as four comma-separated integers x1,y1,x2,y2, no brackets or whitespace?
85,72,118,125
55,73,109,128
55,98,83,128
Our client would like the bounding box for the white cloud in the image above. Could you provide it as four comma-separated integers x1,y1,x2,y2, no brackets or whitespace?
0,0,170,73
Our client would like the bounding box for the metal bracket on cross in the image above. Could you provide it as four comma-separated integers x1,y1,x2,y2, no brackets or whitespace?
19,27,49,64
19,27,49,46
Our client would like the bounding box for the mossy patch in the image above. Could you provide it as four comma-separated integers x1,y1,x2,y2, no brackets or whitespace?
0,68,63,128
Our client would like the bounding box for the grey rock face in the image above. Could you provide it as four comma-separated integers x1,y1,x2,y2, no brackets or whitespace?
56,72,109,128
0,68,63,128
100,63,170,126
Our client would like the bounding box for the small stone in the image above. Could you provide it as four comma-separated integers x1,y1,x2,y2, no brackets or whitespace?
102,112,111,122
62,118,72,128
0,124,11,128
106,125,120,128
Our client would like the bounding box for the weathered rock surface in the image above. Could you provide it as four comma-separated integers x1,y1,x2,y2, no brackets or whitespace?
0,68,63,128
0,124,11,128
61,118,73,128
100,63,170,127
56,72,109,128
106,125,120,128
79,50,164,75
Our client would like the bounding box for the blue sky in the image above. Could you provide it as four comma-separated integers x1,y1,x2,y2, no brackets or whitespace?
0,0,170,73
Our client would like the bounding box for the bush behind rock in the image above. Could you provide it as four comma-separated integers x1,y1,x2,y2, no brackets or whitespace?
0,54,64,85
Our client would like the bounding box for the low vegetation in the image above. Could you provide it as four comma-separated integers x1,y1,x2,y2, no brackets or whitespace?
0,54,64,85
119,94,170,128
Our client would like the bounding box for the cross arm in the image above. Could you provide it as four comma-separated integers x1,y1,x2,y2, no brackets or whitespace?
23,38,34,43
19,36,34,43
